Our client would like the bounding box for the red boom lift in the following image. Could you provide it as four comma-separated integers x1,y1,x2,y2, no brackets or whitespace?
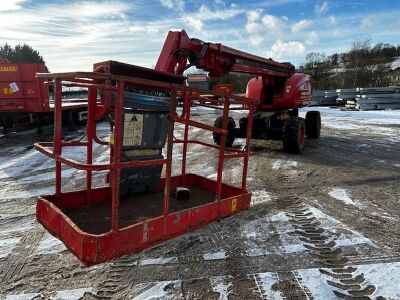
35,30,318,265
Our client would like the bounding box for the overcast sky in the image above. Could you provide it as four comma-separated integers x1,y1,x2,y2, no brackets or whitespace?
1,0,399,72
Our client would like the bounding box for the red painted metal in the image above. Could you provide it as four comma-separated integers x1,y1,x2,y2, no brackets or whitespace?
35,68,256,265
154,30,312,110
155,30,294,78
213,84,233,95
246,73,312,111
0,63,87,113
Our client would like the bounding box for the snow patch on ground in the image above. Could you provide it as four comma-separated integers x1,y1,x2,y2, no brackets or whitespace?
52,288,95,300
190,128,202,133
272,159,298,178
17,168,76,185
335,237,375,247
282,243,307,254
0,237,21,259
0,218,35,235
300,107,400,140
253,272,283,299
357,262,400,298
129,280,182,299
0,186,55,201
242,206,376,258
203,251,227,261
140,257,177,266
195,166,216,176
307,206,375,247
94,148,110,164
297,262,400,299
210,276,232,300
300,107,400,124
5,293,42,300
0,150,43,179
296,268,336,300
328,188,356,206
272,159,298,170
251,190,272,206
241,212,306,256
269,212,290,223
35,233,67,255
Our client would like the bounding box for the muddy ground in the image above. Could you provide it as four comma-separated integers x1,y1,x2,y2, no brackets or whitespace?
0,107,399,299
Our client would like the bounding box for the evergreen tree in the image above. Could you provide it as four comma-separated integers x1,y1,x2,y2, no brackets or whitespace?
0,43,47,69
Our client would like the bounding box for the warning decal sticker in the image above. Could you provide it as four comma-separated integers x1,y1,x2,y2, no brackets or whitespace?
9,82,20,93
123,113,144,146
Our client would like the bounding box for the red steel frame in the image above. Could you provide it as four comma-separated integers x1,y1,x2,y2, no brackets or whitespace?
0,63,87,113
34,71,256,265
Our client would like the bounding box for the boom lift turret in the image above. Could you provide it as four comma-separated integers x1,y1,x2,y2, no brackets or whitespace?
155,30,320,153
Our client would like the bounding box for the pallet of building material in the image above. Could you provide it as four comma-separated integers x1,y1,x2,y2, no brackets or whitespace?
340,106,359,111
336,89,357,107
337,94,357,101
357,94,400,99
336,98,347,105
345,104,357,108
310,90,327,106
356,103,400,110
356,87,400,94
375,103,400,109
321,90,339,106
336,89,358,99
356,104,377,111
357,98,400,104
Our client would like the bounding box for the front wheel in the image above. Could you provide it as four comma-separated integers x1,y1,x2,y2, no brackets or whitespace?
282,117,305,154
213,116,236,148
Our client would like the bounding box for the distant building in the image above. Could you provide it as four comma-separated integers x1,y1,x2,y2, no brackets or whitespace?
386,68,400,86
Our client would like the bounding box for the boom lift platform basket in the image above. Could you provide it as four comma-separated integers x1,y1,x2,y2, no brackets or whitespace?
34,67,257,265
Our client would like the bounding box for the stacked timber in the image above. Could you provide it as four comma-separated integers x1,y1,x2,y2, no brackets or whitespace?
352,87,400,110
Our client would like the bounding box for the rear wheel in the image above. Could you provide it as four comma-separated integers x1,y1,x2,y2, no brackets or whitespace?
282,117,305,154
305,111,321,139
213,116,236,148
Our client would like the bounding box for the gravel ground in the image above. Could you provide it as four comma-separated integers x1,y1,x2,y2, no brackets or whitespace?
0,106,399,299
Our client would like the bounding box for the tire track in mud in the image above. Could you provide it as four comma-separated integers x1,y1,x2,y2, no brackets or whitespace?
0,229,44,286
283,197,382,299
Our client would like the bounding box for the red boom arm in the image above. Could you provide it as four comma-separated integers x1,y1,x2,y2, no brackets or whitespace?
155,30,295,78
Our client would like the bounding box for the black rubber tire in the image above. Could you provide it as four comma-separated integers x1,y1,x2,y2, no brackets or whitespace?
213,116,236,148
305,111,321,139
282,117,306,154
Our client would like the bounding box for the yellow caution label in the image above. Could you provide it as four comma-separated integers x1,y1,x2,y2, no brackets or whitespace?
3,87,13,95
0,66,17,72
231,198,237,212
123,113,143,146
